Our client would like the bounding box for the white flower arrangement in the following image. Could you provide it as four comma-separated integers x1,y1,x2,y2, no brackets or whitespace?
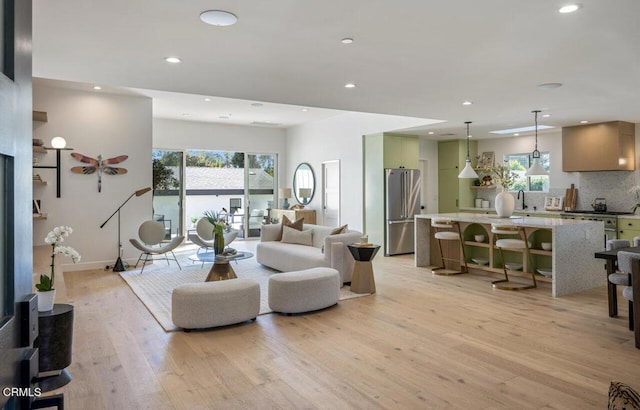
36,226,81,292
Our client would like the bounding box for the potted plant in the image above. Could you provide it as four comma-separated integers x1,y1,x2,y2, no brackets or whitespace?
478,163,519,218
36,226,81,312
190,215,198,228
203,210,229,255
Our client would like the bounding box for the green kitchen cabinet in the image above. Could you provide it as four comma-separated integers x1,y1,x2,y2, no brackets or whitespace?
438,140,477,213
618,218,640,241
383,134,419,169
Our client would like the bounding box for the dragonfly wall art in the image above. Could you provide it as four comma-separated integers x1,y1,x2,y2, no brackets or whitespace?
71,153,128,192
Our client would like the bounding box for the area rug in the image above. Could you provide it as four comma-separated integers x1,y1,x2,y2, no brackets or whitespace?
119,254,371,332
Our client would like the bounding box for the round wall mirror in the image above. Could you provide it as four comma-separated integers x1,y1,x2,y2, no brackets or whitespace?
293,163,315,205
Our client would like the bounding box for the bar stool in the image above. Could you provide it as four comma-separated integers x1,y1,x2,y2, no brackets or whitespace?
491,224,536,290
431,219,467,275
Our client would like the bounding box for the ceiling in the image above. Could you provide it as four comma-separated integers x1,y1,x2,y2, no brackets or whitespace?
32,0,640,140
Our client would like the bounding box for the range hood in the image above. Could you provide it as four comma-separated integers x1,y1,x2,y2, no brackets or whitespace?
562,121,635,172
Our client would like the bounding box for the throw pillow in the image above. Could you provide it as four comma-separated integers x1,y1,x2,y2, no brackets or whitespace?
276,215,304,241
281,225,313,246
330,224,349,235
609,381,640,410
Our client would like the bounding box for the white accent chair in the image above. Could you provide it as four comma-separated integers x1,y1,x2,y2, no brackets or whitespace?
129,220,184,273
190,217,239,254
491,224,536,290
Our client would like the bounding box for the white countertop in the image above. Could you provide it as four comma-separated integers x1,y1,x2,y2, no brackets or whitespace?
459,207,562,216
416,212,602,229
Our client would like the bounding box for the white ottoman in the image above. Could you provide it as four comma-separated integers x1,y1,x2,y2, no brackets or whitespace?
172,278,260,331
268,267,340,314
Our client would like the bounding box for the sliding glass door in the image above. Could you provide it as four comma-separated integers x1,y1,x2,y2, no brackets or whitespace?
245,153,276,238
152,150,184,241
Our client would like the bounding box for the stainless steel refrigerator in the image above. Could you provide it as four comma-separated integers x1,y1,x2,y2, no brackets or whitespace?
385,168,421,255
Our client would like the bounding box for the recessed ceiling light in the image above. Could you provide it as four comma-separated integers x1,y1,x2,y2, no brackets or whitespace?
181,113,189,116
428,131,435,135
301,108,309,112
462,101,473,106
514,133,520,136
251,103,263,107
200,10,238,26
344,83,356,88
542,113,552,118
341,38,354,44
559,4,581,13
204,98,211,102
580,120,589,124
165,57,182,63
92,85,102,90
538,82,563,89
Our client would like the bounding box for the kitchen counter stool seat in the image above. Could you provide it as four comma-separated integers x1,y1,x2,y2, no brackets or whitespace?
491,224,536,291
431,220,467,275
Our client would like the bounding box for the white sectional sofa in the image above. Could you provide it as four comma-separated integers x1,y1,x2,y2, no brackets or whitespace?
256,223,362,284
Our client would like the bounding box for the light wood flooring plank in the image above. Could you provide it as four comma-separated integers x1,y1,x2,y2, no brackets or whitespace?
40,246,640,409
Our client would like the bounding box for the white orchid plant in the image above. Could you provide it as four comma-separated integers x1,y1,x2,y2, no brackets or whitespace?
36,226,81,292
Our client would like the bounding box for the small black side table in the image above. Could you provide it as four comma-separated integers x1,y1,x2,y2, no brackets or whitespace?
347,244,380,294
34,304,74,392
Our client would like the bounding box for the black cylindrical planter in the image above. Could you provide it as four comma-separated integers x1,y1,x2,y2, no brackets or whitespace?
34,303,74,391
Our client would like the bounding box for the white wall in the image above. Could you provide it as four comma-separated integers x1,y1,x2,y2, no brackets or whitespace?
286,112,433,231
33,80,153,271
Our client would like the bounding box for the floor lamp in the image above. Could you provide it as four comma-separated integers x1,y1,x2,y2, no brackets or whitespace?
100,187,152,272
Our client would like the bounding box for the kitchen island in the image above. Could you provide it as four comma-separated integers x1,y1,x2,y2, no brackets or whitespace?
415,213,605,297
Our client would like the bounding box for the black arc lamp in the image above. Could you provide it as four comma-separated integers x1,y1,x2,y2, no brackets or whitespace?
100,187,152,272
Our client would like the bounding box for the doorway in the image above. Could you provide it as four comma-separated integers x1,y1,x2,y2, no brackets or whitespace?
322,160,340,227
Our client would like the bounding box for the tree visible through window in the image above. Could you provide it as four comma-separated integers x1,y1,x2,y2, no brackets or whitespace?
505,152,550,192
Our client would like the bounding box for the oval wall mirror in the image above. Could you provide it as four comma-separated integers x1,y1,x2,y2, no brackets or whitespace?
293,162,315,205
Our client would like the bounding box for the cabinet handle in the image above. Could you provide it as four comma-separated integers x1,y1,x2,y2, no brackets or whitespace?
629,223,633,226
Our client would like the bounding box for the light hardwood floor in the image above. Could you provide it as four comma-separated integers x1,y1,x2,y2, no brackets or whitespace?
42,243,640,409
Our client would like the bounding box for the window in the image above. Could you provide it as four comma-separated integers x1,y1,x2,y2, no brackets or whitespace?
505,152,549,192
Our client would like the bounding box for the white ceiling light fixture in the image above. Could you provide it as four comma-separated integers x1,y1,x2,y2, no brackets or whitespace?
580,120,589,124
559,4,581,14
165,57,182,64
344,83,356,89
92,85,102,90
458,121,479,179
525,110,549,176
341,38,354,44
462,100,473,106
542,113,551,118
200,10,238,27
204,98,211,102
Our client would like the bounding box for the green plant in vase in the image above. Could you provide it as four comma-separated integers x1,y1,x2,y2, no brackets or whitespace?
203,210,229,255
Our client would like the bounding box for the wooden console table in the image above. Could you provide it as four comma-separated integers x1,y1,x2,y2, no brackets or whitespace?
271,209,316,224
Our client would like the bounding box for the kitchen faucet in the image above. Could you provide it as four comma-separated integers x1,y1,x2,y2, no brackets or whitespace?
517,190,527,210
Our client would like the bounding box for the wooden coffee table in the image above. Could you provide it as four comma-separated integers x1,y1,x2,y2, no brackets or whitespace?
189,251,254,281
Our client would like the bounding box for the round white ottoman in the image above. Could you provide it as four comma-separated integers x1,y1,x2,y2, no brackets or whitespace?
172,278,260,331
268,267,340,314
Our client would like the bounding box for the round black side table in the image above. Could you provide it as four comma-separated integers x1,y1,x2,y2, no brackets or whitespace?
34,303,74,392
347,244,380,294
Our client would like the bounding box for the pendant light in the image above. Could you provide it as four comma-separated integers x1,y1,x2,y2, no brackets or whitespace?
525,110,548,176
458,121,479,178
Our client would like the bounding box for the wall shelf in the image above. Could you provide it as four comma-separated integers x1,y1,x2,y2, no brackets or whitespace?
32,111,48,122
33,213,48,220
